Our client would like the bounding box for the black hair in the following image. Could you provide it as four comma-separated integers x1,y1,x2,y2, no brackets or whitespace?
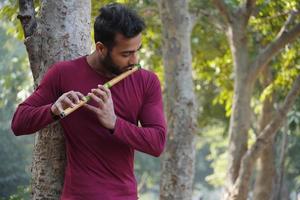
94,3,146,48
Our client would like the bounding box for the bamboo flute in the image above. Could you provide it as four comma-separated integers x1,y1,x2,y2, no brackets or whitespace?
59,64,141,119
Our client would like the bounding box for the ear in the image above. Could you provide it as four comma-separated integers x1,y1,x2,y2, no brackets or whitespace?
95,42,108,57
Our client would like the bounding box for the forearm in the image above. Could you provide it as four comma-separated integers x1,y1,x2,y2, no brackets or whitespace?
11,103,55,135
113,117,166,157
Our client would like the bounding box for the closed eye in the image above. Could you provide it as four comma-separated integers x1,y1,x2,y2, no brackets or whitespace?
122,53,131,57
121,45,143,57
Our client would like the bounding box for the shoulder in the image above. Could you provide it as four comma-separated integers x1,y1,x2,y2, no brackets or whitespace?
133,68,162,96
49,56,85,73
137,68,161,86
40,56,85,85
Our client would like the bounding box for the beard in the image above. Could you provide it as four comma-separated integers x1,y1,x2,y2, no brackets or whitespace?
101,52,124,75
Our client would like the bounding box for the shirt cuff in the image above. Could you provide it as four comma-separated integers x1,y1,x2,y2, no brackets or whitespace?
50,106,60,121
111,117,124,136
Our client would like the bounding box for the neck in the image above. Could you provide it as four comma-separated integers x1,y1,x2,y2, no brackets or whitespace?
86,51,115,78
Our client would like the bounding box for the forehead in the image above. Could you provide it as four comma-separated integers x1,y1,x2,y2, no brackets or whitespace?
112,33,142,50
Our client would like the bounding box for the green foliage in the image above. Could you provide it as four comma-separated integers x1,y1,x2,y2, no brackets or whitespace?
284,98,300,192
192,12,231,125
134,152,160,195
0,186,31,200
200,125,228,187
0,0,40,39
261,45,300,102
0,20,33,198
0,1,22,40
194,143,214,189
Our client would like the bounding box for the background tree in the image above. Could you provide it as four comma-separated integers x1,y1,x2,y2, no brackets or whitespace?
158,0,197,200
210,0,300,199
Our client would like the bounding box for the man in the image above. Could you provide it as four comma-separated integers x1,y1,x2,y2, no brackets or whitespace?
11,3,166,200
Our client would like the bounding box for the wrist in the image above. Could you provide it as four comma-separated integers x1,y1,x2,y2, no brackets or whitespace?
50,104,60,120
108,115,117,131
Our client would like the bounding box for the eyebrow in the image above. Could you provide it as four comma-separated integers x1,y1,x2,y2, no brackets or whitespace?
121,44,143,54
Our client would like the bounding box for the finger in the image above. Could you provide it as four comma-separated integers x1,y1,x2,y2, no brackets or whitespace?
76,92,85,100
92,88,108,102
98,85,111,98
62,97,76,108
55,102,64,114
67,91,80,104
88,93,104,108
84,104,99,114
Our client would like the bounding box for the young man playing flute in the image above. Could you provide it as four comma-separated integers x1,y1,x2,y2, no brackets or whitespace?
11,3,166,200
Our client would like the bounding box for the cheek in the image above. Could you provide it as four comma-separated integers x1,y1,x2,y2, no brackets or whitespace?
114,56,130,66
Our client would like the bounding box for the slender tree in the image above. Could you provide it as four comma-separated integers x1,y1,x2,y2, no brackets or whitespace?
253,66,276,200
158,0,197,200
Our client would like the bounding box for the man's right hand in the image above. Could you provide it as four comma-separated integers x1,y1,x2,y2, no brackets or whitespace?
51,91,85,116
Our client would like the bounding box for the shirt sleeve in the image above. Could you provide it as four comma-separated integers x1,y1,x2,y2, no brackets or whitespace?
11,64,61,135
113,73,167,157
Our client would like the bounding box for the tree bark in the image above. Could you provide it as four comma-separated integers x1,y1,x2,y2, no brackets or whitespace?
223,12,255,199
158,0,197,200
18,0,91,199
253,67,276,200
272,123,288,200
211,2,256,197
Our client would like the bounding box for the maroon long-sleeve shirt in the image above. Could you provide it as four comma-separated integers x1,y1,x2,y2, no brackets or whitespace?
11,56,167,200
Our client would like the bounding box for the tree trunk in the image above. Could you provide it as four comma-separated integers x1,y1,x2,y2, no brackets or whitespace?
253,67,276,200
272,123,288,200
224,18,254,199
158,0,197,200
253,142,275,200
18,0,91,199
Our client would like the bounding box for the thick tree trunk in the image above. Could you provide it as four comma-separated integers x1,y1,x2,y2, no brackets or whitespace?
253,67,276,200
18,0,91,199
158,0,197,200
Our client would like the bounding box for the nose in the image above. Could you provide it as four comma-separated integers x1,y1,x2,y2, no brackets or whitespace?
129,52,139,65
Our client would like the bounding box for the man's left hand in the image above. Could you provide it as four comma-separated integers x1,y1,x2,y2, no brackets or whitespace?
84,85,116,130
